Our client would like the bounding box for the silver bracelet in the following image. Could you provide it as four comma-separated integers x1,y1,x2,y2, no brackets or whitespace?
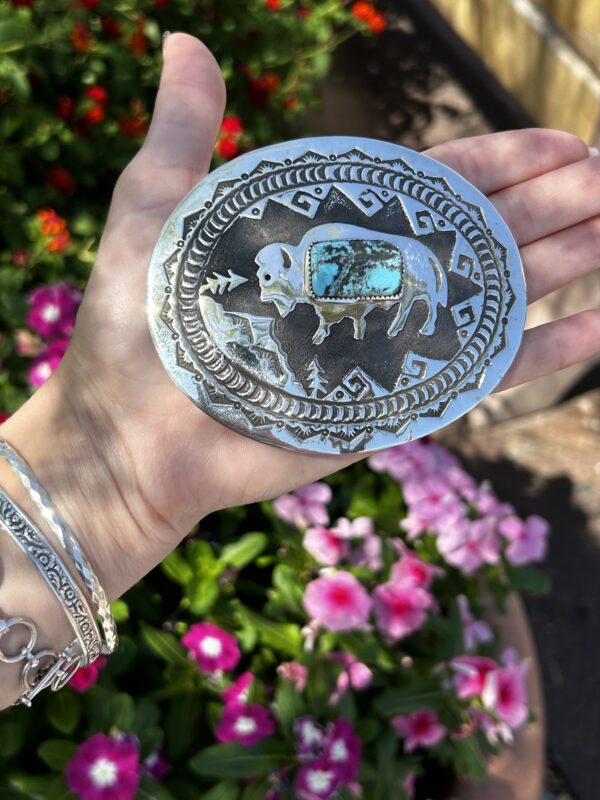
0,488,102,670
0,437,118,655
0,615,84,707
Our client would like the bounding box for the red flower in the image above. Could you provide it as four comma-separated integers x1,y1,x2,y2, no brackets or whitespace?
0,90,8,103
266,0,280,9
55,96,75,120
247,72,280,108
298,4,311,18
220,115,243,137
128,17,148,56
0,412,11,424
282,95,299,110
11,0,34,6
217,137,239,160
46,166,76,195
100,15,122,39
11,250,30,268
36,210,71,253
84,85,108,106
81,0,101,8
350,1,386,34
47,232,70,252
83,105,105,125
118,116,148,137
71,22,93,52
154,0,170,6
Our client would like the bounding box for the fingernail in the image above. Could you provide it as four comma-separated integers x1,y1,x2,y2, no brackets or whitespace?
589,146,599,157
162,30,171,54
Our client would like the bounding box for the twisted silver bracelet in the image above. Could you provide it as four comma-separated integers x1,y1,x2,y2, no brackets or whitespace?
0,437,118,654
0,487,102,669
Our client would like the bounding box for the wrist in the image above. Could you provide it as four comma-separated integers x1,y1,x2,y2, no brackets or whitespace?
0,361,154,602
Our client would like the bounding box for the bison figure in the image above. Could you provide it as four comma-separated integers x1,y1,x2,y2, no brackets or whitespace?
255,223,448,344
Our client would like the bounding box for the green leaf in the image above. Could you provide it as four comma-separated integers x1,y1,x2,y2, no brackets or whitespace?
108,692,136,730
165,692,201,761
36,739,77,771
138,774,177,800
161,550,194,585
274,677,304,738
199,781,240,800
453,734,488,781
240,778,269,800
374,681,445,715
506,564,550,595
135,697,161,731
189,740,289,779
221,533,267,569
110,599,129,623
46,689,82,735
0,20,32,53
373,730,398,800
187,576,219,616
0,718,27,759
140,623,192,668
239,607,302,657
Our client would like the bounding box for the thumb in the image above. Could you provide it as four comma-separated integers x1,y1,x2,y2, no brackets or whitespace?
112,33,227,215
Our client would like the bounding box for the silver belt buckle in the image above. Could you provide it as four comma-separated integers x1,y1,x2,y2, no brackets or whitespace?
147,137,525,454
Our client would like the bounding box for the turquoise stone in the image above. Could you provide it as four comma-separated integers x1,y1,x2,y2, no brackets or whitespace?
310,239,403,299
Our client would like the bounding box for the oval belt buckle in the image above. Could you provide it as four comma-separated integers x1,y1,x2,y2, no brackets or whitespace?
147,137,526,454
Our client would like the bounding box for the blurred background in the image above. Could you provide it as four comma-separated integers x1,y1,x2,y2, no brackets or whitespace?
0,0,599,797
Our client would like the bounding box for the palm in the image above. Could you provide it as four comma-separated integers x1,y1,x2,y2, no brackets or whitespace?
62,34,600,548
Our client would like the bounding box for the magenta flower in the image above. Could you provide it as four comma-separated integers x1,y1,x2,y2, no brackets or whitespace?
457,595,493,652
295,716,326,756
181,622,240,673
324,718,361,782
372,581,433,641
390,547,444,590
27,337,70,388
27,282,82,339
304,526,348,566
328,652,373,705
215,702,276,746
303,571,372,633
142,747,171,781
221,672,253,705
277,661,308,692
65,732,140,800
498,514,549,565
482,659,529,729
391,710,445,753
67,655,107,693
403,771,417,799
451,655,498,699
273,482,331,529
294,756,341,799
330,516,374,539
437,517,500,574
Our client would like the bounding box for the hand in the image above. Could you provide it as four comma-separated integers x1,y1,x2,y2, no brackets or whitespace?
2,34,598,601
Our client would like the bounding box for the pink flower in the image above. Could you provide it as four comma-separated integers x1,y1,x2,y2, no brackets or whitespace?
392,710,445,753
327,652,373,704
27,337,70,388
451,655,497,699
324,718,361,782
221,672,253,705
457,595,493,652
215,702,276,746
67,656,107,693
274,482,331,528
372,581,433,641
303,572,372,632
142,747,171,781
181,622,240,673
498,515,549,565
26,282,82,338
65,732,140,800
390,547,444,590
403,771,417,799
295,716,326,756
277,661,308,692
349,532,382,572
482,660,529,729
473,488,513,518
304,526,348,566
437,517,500,574
330,517,374,539
295,756,341,799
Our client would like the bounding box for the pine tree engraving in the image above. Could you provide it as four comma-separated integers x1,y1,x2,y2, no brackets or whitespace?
306,356,328,398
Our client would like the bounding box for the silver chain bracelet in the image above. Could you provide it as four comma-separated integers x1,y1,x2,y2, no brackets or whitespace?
0,437,118,655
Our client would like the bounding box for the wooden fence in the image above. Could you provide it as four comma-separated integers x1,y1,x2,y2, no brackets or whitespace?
430,0,600,143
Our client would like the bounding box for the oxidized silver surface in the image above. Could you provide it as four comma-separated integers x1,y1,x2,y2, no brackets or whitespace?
147,137,526,454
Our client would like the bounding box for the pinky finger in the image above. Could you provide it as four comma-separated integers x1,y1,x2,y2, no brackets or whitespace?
495,309,600,392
